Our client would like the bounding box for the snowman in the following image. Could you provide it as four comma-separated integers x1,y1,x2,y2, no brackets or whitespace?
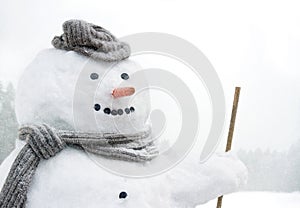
0,20,247,208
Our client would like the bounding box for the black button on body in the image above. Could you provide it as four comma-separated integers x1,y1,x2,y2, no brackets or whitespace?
119,191,127,199
130,107,135,112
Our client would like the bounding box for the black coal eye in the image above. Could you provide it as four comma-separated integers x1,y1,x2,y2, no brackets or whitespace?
94,104,101,111
121,73,129,80
130,107,135,112
90,73,99,80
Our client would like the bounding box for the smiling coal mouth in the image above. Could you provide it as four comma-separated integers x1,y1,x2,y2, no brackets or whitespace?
104,107,135,116
94,104,135,116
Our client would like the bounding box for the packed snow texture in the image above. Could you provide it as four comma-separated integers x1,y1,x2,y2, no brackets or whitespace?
0,140,247,208
15,49,151,133
198,192,300,208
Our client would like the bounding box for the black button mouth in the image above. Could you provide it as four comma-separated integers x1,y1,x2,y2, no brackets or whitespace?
111,110,118,116
117,109,123,115
94,104,101,111
124,108,130,114
100,106,135,116
103,108,111,114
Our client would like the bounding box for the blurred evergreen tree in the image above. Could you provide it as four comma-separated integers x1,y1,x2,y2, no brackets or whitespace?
0,82,4,110
0,82,18,164
286,138,300,191
0,81,4,161
238,147,291,191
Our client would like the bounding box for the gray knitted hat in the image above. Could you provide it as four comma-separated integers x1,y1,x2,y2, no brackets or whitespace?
52,19,131,62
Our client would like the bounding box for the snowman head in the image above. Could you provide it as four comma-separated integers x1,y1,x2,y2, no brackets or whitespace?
16,49,151,134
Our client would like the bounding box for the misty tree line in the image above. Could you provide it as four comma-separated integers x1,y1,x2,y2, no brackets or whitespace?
238,140,300,192
0,81,300,192
0,82,18,164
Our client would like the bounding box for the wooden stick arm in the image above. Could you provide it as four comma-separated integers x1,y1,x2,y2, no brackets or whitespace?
216,87,241,208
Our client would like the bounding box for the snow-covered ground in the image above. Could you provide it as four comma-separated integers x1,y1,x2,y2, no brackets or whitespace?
197,192,300,208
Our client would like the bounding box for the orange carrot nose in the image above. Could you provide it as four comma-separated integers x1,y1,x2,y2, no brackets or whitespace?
112,87,135,98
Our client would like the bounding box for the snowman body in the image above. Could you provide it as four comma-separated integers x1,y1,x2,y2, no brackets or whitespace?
0,49,247,208
0,141,171,208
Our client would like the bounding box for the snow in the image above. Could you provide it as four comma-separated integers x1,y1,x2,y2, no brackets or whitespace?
168,152,247,207
0,141,247,208
197,192,300,208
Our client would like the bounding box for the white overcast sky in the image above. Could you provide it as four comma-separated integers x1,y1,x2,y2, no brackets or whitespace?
1,0,300,152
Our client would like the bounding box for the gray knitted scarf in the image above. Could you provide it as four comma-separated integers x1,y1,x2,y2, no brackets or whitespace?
0,124,158,208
